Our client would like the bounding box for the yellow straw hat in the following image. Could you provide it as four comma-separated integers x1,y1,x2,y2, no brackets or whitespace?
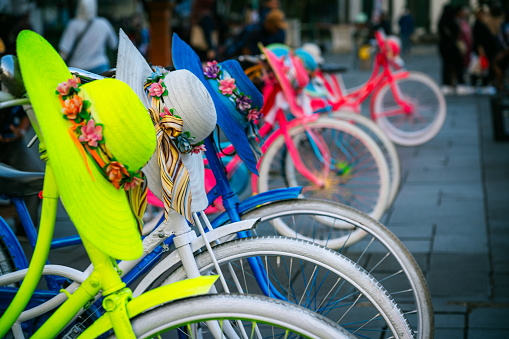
17,30,156,260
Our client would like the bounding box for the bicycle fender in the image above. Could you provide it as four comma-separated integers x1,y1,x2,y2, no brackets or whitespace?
78,275,218,338
211,187,302,227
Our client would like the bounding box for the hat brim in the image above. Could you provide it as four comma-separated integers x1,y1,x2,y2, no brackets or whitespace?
260,44,304,116
171,33,259,175
17,30,143,260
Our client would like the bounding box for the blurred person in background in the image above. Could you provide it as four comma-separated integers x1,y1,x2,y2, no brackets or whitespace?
259,0,280,23
471,4,501,94
189,0,219,61
438,4,470,95
223,8,287,58
58,0,118,74
457,6,473,72
398,7,414,56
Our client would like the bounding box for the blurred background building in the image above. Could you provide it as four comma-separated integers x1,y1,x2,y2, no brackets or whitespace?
0,0,507,61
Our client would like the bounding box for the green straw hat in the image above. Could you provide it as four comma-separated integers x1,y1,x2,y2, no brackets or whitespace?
17,30,156,260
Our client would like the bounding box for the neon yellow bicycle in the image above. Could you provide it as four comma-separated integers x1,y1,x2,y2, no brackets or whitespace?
0,30,355,339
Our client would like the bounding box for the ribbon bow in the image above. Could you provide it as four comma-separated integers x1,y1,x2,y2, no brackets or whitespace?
147,105,193,224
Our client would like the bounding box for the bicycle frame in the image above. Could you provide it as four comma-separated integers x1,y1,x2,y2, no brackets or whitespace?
0,164,218,338
312,31,413,122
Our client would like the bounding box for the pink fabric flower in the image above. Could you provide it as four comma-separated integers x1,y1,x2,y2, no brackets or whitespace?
56,76,79,96
148,80,164,97
218,78,236,95
79,119,103,147
247,109,260,121
191,144,206,154
61,95,83,120
123,176,143,191
160,106,172,118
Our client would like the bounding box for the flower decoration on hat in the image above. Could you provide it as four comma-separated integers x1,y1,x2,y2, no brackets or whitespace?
56,75,143,190
144,67,206,155
203,61,261,122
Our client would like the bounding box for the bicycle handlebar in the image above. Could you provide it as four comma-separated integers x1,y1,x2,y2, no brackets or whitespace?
237,54,266,64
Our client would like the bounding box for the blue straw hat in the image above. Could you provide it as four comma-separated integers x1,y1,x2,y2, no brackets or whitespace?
171,33,263,174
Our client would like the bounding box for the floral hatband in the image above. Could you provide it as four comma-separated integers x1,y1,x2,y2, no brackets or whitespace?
144,67,205,155
203,61,261,122
56,75,143,190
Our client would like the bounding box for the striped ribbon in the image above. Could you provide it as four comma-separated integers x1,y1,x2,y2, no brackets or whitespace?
145,87,193,224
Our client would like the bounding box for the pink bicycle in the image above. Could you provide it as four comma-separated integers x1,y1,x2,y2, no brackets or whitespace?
310,30,446,147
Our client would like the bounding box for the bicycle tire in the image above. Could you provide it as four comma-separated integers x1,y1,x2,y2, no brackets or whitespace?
214,200,433,339
257,117,391,220
329,110,401,208
109,294,356,338
161,237,414,338
0,236,16,277
370,71,446,146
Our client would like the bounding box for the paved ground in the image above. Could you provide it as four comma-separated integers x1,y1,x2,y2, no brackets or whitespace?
324,45,509,338
5,44,509,338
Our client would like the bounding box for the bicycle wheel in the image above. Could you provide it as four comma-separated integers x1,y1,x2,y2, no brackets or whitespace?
329,110,401,208
111,294,355,338
161,237,414,338
0,237,16,276
257,117,391,220
370,71,446,146
213,200,433,339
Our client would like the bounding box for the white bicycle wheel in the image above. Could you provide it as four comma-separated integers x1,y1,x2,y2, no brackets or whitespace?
257,117,391,220
162,237,414,338
329,110,401,208
212,200,433,339
112,294,356,338
371,71,446,146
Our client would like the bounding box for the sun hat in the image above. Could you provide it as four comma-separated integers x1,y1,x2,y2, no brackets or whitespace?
301,42,325,65
16,30,156,260
266,43,290,58
171,33,264,175
116,30,216,221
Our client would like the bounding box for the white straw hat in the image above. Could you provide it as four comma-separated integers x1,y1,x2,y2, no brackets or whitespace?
116,29,216,213
301,42,324,64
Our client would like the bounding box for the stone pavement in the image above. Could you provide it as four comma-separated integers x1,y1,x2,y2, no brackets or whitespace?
324,45,509,338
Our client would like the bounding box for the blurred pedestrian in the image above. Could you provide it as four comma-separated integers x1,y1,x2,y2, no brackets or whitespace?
373,11,391,35
398,7,414,56
189,0,219,61
457,6,473,69
471,4,500,94
58,0,118,74
224,8,287,58
438,4,471,95
130,11,150,59
259,0,280,23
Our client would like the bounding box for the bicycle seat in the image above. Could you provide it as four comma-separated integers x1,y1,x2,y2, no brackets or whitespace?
0,163,44,197
320,63,348,73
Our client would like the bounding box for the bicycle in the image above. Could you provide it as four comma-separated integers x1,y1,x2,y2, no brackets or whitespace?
248,45,392,221
243,45,401,209
309,30,446,147
0,29,414,339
